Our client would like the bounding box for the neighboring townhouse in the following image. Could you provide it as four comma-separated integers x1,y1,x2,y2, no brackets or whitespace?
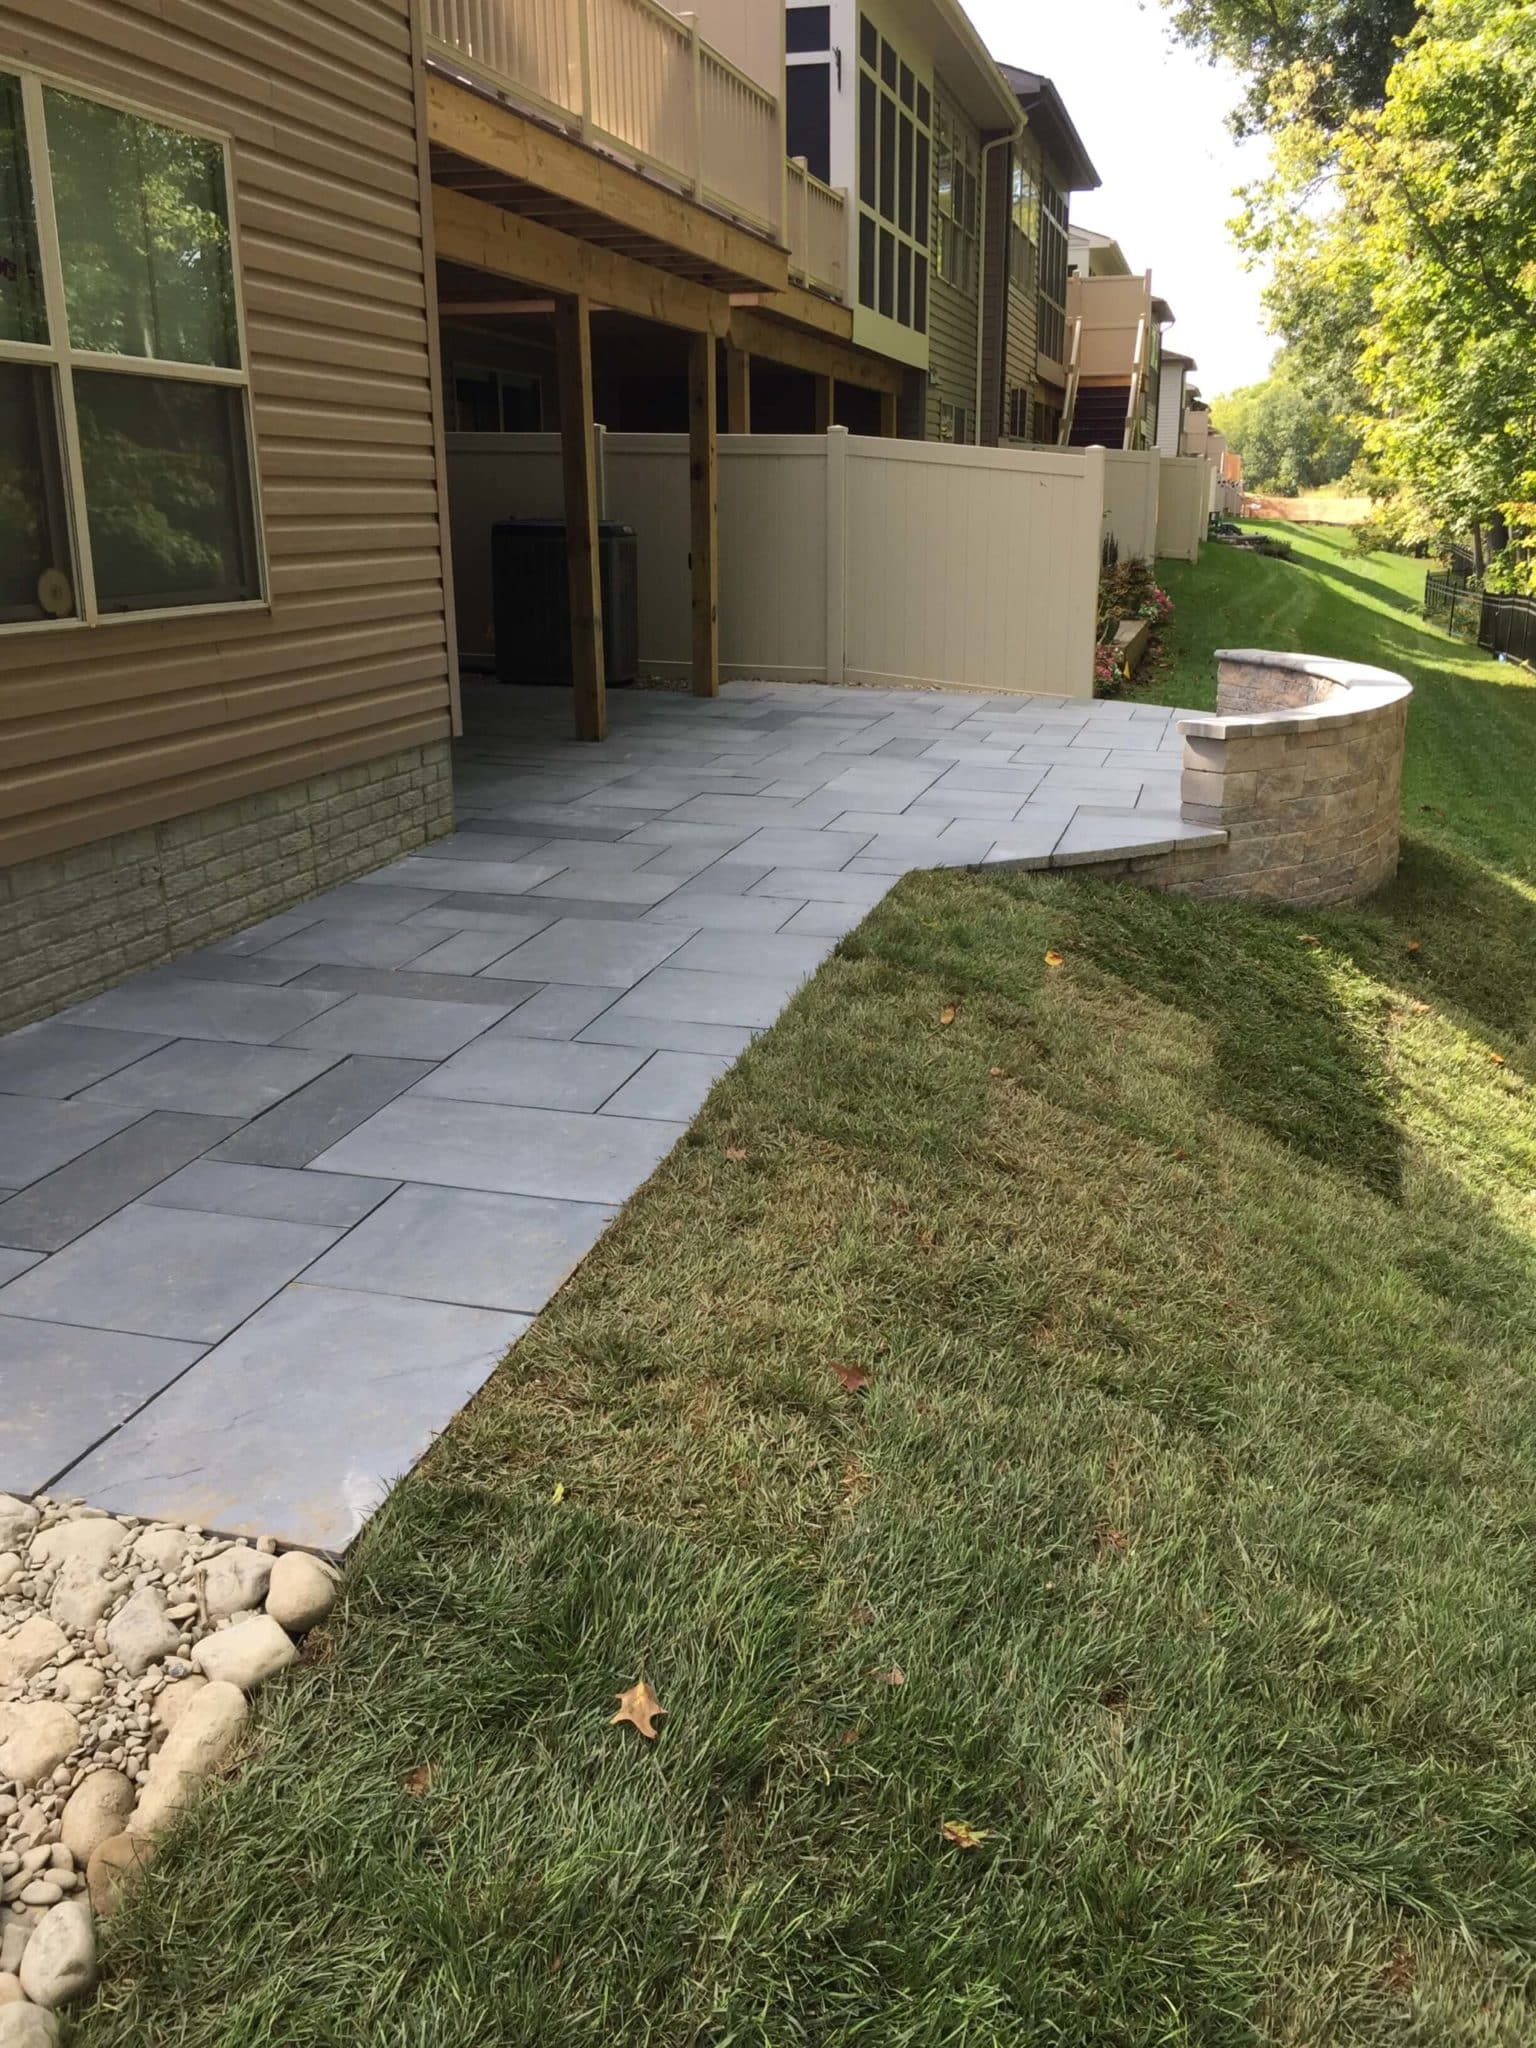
1064,226,1174,450
1157,349,1197,457
980,66,1100,450
782,0,1023,442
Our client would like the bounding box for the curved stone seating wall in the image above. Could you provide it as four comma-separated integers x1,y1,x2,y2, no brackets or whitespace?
1172,650,1412,905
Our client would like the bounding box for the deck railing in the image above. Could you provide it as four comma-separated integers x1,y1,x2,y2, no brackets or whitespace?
785,156,847,301
426,0,784,238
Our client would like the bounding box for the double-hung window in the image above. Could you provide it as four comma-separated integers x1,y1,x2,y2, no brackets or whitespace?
934,103,978,294
1,70,262,630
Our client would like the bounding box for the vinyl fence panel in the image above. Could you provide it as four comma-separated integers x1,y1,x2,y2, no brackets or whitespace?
1155,455,1207,563
1101,449,1162,564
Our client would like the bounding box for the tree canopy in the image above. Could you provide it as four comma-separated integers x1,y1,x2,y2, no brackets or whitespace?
1212,362,1361,494
1187,0,1536,582
1165,0,1420,132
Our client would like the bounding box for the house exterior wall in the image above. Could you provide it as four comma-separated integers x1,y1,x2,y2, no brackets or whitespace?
979,126,1043,445
0,0,455,892
924,74,980,440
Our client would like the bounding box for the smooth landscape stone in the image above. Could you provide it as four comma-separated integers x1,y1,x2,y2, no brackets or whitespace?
17,1900,95,2008
0,2001,60,2046
48,1563,116,1634
0,1500,38,1551
56,1665,104,1706
0,1708,78,1790
105,1588,179,1676
151,1677,207,1735
129,1683,248,1837
0,1620,69,1689
59,1772,135,1867
190,1615,295,1692
85,1833,153,1918
264,1552,339,1635
0,1975,21,2005
29,1520,128,1583
129,1526,197,1574
0,1922,25,1974
201,1545,274,1621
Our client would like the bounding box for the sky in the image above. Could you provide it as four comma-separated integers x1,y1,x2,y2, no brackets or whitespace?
964,0,1278,396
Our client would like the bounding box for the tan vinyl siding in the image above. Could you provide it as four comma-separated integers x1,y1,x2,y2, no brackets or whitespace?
980,131,1043,445
924,78,979,442
0,0,452,867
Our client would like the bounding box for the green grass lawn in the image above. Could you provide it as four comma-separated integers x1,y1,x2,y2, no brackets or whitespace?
79,536,1536,2047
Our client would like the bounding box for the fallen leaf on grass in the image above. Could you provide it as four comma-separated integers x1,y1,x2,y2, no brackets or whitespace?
878,1664,906,1688
1409,1000,1430,1016
1489,1051,1507,1067
940,1821,989,1850
724,1146,748,1162
402,1764,433,1796
1299,934,1320,948
831,1362,871,1394
551,1481,566,1504
939,1003,959,1026
1405,939,1421,955
1043,950,1065,969
611,1681,667,1740
988,1066,1005,1078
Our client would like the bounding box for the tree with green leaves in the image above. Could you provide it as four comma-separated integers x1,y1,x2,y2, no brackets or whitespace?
1212,360,1361,493
1165,0,1420,133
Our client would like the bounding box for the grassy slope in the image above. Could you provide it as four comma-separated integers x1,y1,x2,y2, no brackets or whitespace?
79,538,1536,2048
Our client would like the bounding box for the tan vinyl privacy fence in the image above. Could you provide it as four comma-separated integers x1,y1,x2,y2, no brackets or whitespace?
1155,455,1207,563
444,428,1105,698
1101,449,1162,564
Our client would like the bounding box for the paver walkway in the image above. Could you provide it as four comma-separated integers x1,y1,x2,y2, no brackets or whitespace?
0,682,1216,1549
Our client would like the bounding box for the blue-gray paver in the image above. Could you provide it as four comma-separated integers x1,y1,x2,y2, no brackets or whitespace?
0,680,1210,1547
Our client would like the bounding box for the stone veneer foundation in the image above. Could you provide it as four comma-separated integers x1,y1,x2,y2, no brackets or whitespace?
0,741,454,1035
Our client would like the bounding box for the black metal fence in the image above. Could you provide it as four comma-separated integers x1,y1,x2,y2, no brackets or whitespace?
1478,590,1536,666
1423,570,1482,639
1424,570,1536,665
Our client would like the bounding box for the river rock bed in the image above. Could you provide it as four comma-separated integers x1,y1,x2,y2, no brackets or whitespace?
0,1492,337,2041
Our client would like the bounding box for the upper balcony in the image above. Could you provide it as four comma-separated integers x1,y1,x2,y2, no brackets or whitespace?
785,156,847,303
424,0,786,247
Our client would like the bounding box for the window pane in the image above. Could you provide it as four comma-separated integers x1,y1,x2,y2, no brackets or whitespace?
858,72,876,204
46,89,238,367
916,82,930,126
878,92,895,219
859,14,877,66
898,115,913,234
786,6,830,53
880,39,897,89
878,226,894,318
0,362,76,623
2,73,47,344
787,65,832,185
74,371,259,611
915,132,930,243
897,241,911,326
858,213,876,309
913,251,927,333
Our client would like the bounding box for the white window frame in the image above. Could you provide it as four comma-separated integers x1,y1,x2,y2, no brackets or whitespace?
0,66,268,637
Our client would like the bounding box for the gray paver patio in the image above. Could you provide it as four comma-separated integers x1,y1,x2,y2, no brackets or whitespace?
0,680,1216,1549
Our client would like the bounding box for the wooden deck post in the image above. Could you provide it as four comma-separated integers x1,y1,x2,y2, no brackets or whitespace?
813,372,835,434
880,389,898,438
689,329,720,698
725,342,751,434
554,292,606,742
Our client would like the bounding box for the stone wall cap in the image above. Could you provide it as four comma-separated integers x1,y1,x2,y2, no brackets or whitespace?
1180,650,1412,740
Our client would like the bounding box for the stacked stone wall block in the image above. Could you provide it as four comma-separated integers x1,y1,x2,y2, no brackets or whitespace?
2,740,454,1033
